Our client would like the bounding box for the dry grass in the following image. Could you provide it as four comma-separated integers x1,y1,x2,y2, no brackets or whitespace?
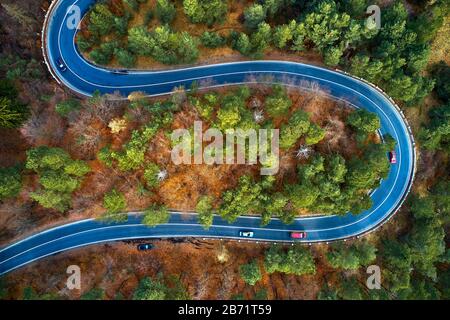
428,13,450,66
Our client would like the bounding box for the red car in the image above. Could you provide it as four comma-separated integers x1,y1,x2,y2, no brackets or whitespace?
389,151,397,164
290,232,307,239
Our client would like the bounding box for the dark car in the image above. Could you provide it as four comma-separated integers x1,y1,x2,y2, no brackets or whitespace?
112,69,129,75
389,151,397,164
137,243,154,251
56,58,67,72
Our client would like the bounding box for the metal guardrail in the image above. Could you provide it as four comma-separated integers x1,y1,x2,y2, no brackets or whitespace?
41,0,62,86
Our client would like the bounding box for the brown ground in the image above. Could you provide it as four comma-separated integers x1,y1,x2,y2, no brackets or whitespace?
0,240,346,300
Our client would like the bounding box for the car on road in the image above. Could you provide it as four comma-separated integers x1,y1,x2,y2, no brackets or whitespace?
112,69,129,75
137,243,154,251
56,58,67,72
239,230,254,238
389,151,397,164
290,231,307,239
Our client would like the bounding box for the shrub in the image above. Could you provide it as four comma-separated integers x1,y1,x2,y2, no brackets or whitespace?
103,189,126,214
239,260,262,285
26,147,90,212
143,163,160,189
55,99,80,117
0,166,22,200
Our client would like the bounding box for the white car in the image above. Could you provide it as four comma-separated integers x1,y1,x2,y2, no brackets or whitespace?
239,230,254,238
57,58,67,72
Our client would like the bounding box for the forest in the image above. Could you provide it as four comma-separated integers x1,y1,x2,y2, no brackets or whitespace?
78,0,448,105
0,0,448,300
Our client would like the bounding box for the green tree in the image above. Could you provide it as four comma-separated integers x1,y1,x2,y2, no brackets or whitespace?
64,160,91,177
326,243,360,270
133,274,189,300
215,92,245,131
286,183,320,209
279,110,311,149
200,32,226,48
323,45,343,66
26,147,89,212
301,0,363,52
406,44,430,74
430,179,450,221
196,195,214,229
81,288,105,300
89,40,118,65
142,204,170,227
239,260,262,286
110,121,161,171
262,0,294,18
156,0,176,24
0,278,8,299
419,103,450,152
264,84,292,118
342,0,368,17
263,192,291,225
219,175,264,223
128,26,154,56
0,97,28,128
143,163,161,189
430,61,450,103
356,241,378,265
150,26,199,65
183,0,227,26
244,4,266,30
114,48,136,68
133,276,168,300
380,239,412,292
103,189,126,217
272,22,295,49
22,287,59,300
39,171,80,193
264,245,316,276
408,212,445,280
189,94,216,120
88,4,116,37
55,99,80,117
317,284,339,300
0,166,22,200
338,276,363,300
346,109,380,143
30,190,72,213
305,123,325,145
327,241,377,270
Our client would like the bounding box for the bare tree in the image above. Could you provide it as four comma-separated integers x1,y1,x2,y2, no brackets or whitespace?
20,108,65,146
87,94,125,125
1,3,36,30
68,111,102,158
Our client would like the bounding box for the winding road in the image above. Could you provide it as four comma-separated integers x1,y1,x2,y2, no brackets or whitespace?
0,0,416,275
